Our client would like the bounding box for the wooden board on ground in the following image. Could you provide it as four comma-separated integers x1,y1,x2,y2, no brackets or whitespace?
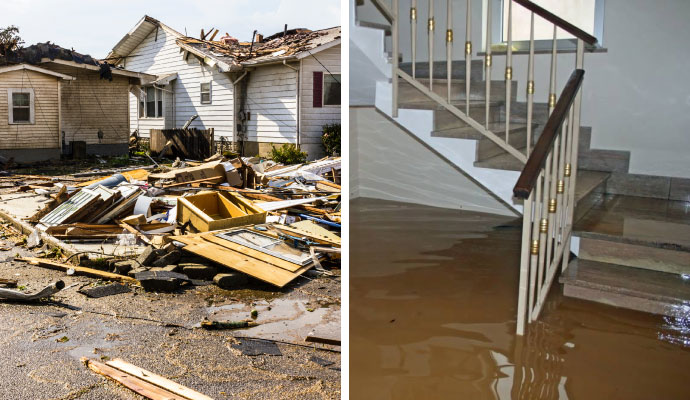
105,358,214,400
272,221,341,247
83,358,190,400
174,236,312,287
18,257,138,284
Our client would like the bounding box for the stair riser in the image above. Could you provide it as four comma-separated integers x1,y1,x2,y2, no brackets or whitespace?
563,284,682,317
476,127,531,160
399,60,484,81
398,80,515,102
434,107,503,130
579,237,690,275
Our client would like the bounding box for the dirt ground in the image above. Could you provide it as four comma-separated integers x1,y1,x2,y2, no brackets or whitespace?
0,237,341,400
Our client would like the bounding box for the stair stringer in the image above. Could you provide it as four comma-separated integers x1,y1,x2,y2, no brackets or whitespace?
375,79,524,215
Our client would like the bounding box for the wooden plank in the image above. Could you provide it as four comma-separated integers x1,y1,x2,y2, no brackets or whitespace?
18,257,139,284
174,237,312,287
200,234,304,272
83,358,189,400
118,222,153,245
105,358,214,400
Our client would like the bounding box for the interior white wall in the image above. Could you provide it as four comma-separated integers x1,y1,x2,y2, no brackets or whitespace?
351,107,513,215
383,0,690,178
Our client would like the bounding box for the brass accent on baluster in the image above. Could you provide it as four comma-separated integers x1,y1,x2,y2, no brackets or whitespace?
531,240,539,255
428,18,435,31
465,41,472,54
446,29,453,42
410,7,417,20
485,54,492,67
548,93,556,108
564,163,571,177
548,198,557,213
527,80,534,95
539,218,548,233
505,67,512,81
557,180,565,194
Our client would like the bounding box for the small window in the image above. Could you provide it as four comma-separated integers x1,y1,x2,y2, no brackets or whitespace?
491,0,605,51
7,89,34,124
323,74,341,106
200,82,211,104
146,87,156,117
140,86,163,118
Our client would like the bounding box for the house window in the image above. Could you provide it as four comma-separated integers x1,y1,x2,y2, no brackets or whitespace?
323,74,341,106
200,82,211,104
7,89,34,124
139,86,163,118
491,0,605,50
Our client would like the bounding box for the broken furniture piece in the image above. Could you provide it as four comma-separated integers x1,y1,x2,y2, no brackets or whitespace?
177,191,266,232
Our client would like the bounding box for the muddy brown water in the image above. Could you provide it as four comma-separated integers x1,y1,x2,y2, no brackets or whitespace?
350,198,690,400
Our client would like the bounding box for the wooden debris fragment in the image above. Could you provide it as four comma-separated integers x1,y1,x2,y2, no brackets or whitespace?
17,257,138,284
82,358,195,400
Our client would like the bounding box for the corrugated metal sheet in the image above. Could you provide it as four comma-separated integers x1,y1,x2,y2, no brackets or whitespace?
38,186,117,227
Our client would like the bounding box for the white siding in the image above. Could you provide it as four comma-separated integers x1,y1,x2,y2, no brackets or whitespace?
121,28,234,138
300,44,341,159
245,64,298,143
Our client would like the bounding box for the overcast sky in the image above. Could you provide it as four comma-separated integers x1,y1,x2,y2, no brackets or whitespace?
2,0,341,59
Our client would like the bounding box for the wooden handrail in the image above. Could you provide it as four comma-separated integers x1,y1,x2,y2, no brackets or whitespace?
512,0,598,45
513,69,585,199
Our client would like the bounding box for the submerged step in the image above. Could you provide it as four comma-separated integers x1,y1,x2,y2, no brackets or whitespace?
560,258,690,317
574,195,690,275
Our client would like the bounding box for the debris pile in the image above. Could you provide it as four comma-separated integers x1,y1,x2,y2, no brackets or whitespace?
0,154,341,293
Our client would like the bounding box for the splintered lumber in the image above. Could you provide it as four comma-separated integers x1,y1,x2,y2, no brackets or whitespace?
82,358,190,400
104,358,214,400
118,222,153,245
18,257,138,284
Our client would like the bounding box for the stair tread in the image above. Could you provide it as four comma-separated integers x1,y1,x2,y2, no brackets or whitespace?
573,194,690,252
560,258,690,305
431,122,532,140
399,99,503,110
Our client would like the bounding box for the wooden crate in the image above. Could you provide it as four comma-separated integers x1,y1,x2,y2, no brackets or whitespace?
177,191,266,232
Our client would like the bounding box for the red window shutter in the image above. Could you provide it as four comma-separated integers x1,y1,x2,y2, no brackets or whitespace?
313,71,323,108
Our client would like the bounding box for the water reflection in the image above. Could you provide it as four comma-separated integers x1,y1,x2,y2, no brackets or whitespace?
350,198,690,400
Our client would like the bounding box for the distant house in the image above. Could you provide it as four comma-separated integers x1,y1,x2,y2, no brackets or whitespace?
107,16,341,159
0,43,154,162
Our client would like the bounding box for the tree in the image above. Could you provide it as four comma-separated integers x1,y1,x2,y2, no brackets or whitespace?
0,25,24,57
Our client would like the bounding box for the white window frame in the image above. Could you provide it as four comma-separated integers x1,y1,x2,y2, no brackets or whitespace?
488,0,606,52
139,86,164,119
7,88,35,125
200,81,212,104
322,73,341,107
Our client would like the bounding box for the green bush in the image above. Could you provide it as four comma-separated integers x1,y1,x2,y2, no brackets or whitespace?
321,123,341,156
271,143,307,164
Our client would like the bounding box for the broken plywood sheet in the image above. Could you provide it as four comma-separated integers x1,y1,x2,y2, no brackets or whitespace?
173,235,312,287
272,220,341,247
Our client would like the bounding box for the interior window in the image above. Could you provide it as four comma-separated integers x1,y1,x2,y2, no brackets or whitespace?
323,74,341,106
503,0,597,42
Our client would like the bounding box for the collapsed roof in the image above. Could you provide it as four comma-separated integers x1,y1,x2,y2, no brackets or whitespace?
178,26,341,69
107,15,341,73
0,42,153,81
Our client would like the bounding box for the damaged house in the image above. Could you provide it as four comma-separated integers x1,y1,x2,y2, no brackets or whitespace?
107,16,341,159
0,43,154,162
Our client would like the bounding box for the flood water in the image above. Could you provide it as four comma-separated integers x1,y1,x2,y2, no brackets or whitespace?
350,198,690,399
